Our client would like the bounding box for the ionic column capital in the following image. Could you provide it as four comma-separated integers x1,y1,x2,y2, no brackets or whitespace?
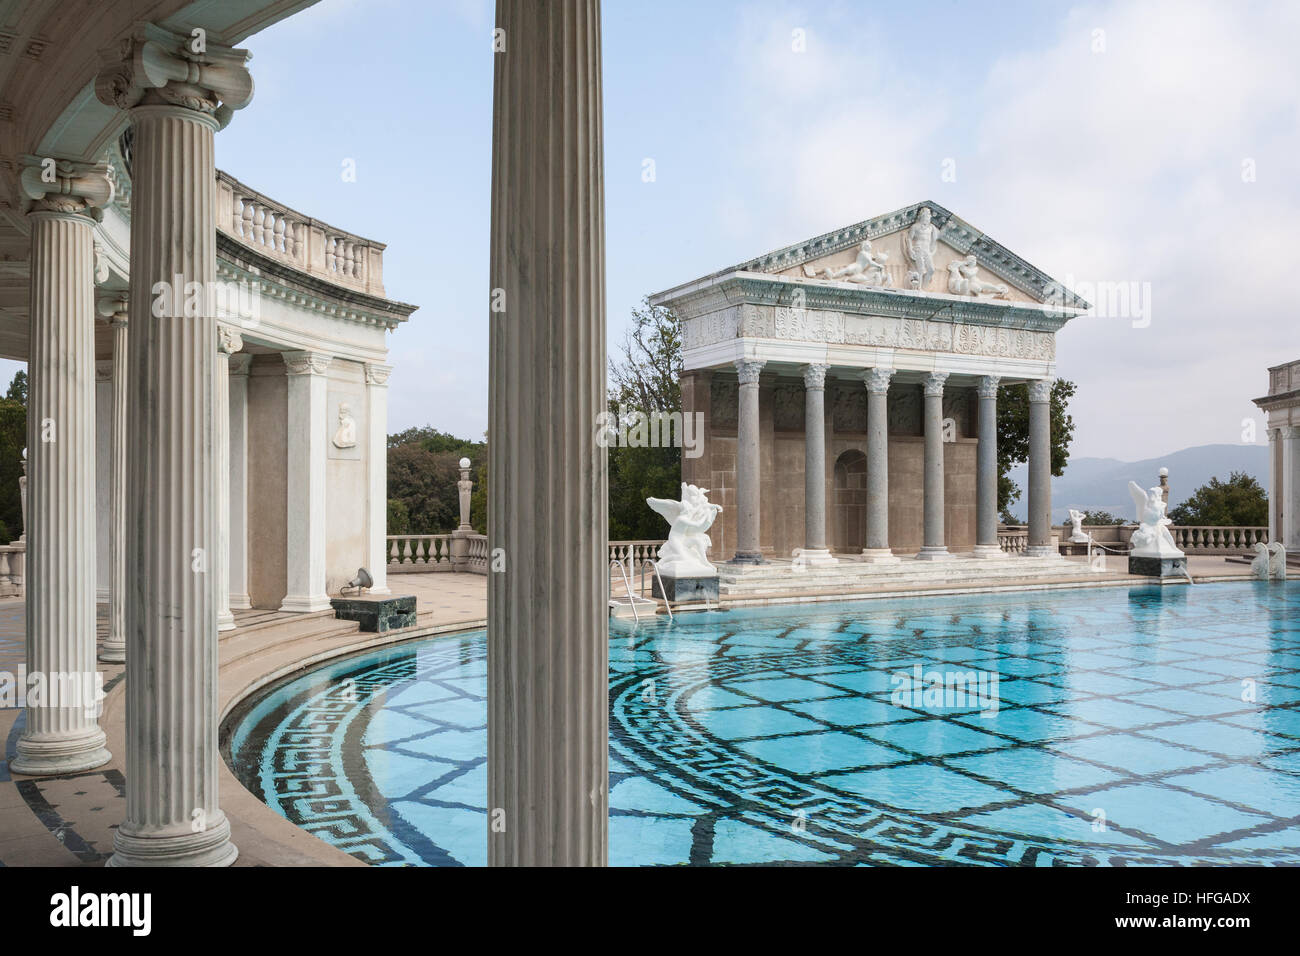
283,350,331,376
977,375,1001,399
1281,425,1300,440
734,358,765,386
20,156,114,218
923,371,949,397
217,324,243,355
1027,378,1053,403
94,24,254,128
863,366,895,395
365,363,393,387
802,363,828,390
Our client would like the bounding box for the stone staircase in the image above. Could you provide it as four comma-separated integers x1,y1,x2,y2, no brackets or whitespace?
716,553,1098,598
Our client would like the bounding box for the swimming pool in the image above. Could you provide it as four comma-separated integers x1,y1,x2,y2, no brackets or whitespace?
224,581,1300,865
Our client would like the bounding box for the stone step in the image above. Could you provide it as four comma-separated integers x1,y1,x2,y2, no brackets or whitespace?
716,558,1083,594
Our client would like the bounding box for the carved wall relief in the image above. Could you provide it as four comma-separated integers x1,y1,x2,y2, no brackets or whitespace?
831,384,867,433
710,378,738,429
773,382,804,431
888,384,922,435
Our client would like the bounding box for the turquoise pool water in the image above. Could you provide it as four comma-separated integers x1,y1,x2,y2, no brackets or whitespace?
225,581,1300,865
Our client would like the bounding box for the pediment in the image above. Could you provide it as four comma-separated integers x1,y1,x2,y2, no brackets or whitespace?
725,200,1088,310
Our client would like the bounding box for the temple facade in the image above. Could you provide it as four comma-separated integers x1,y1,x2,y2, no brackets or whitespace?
650,201,1090,564
1254,359,1300,550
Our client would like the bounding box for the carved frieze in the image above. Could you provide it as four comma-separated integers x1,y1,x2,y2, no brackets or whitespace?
832,385,866,433
773,383,804,431
710,378,738,429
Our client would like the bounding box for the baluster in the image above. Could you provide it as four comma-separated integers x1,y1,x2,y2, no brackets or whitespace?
273,216,286,254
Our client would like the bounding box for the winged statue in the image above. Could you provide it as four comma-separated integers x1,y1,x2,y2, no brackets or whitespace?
647,483,723,577
1127,480,1183,558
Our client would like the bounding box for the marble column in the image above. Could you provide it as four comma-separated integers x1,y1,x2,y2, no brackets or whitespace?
918,372,950,560
98,296,129,662
215,326,241,630
487,0,607,867
1284,425,1300,551
1026,379,1054,557
96,24,252,867
228,354,251,610
281,351,332,612
798,363,835,566
862,367,898,562
365,363,391,594
11,158,113,775
732,358,766,564
974,375,1001,558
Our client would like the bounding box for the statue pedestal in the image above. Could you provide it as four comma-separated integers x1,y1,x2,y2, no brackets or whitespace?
1128,554,1187,578
653,572,719,603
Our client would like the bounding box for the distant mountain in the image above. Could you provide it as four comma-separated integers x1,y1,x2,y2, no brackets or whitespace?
1006,444,1270,525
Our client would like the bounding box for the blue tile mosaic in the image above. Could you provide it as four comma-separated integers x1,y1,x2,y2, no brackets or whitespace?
225,580,1300,865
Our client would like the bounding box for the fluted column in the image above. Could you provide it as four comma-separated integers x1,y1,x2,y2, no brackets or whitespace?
281,350,332,612
228,354,251,609
1284,425,1300,551
798,363,835,566
11,158,113,775
215,325,241,630
365,363,391,594
974,375,1001,557
96,23,252,867
918,372,950,560
732,358,766,564
862,367,897,562
1266,427,1280,546
1026,379,1054,557
98,296,129,662
487,0,607,867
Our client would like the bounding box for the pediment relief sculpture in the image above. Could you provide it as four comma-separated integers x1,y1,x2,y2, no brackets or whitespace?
802,239,891,287
947,254,1010,299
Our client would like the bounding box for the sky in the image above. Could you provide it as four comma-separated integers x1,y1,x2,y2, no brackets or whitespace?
7,0,1298,461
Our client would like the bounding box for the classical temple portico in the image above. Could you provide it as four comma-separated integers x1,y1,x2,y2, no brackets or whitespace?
652,201,1090,568
1254,360,1300,551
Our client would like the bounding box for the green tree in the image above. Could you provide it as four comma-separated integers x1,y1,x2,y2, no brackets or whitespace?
997,379,1076,518
0,370,26,542
607,298,683,539
1167,472,1268,526
386,427,487,535
1080,509,1126,525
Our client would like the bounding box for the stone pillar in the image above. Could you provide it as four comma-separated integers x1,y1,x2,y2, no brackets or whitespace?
365,362,391,594
1026,379,1054,557
228,354,251,609
487,0,607,867
1267,427,1281,545
1284,426,1300,551
798,363,835,566
11,157,114,775
98,296,129,662
451,456,473,572
215,325,241,631
918,371,950,560
95,23,252,867
732,358,765,564
862,367,897,562
974,375,1001,558
281,350,332,612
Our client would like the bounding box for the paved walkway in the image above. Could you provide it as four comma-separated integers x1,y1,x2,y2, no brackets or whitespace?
0,573,486,867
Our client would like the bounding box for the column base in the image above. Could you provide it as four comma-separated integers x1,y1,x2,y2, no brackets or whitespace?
10,728,111,776
1023,545,1055,558
279,594,333,613
793,548,838,567
217,611,236,632
108,813,238,868
98,641,126,664
860,548,900,564
971,544,1003,559
915,547,951,561
728,551,766,566
229,594,251,610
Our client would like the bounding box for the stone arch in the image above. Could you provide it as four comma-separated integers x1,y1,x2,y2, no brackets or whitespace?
832,448,869,553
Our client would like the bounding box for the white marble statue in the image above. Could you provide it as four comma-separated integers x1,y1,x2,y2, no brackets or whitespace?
1251,541,1287,580
901,206,940,288
332,402,357,449
647,483,723,577
1067,509,1090,543
1127,481,1184,558
803,239,890,287
947,254,1009,299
